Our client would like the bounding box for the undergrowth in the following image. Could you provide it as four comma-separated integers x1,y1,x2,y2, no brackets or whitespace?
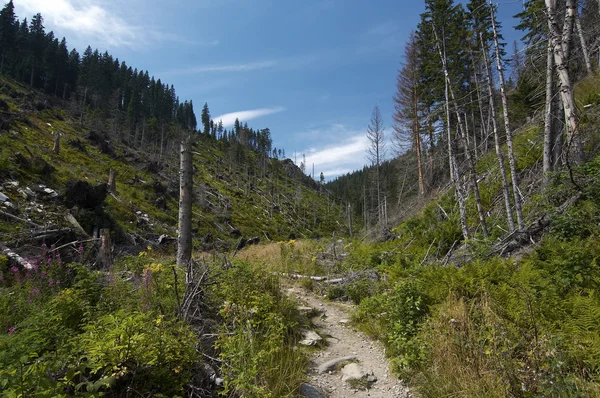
346,155,600,397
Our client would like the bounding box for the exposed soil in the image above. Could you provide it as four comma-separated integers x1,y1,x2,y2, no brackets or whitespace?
286,286,411,398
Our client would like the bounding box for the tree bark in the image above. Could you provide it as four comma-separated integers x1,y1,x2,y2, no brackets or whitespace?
53,131,60,155
108,168,116,193
481,33,515,232
546,0,580,162
98,228,112,269
543,38,555,186
490,1,524,230
575,13,592,73
177,136,193,267
347,203,353,236
414,87,425,195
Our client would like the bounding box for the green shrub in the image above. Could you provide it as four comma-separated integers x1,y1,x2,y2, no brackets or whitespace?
214,261,306,397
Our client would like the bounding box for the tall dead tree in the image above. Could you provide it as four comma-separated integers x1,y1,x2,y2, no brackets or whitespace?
480,33,515,232
490,1,524,230
575,12,592,73
366,105,386,226
546,0,580,161
393,32,426,196
544,38,556,186
177,135,193,267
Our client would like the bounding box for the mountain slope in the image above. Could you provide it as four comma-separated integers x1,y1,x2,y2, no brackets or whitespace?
0,75,345,259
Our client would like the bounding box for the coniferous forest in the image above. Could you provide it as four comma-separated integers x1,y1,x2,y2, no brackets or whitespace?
2,0,600,397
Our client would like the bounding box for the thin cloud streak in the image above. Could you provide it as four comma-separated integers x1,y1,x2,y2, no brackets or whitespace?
161,61,277,77
215,107,286,128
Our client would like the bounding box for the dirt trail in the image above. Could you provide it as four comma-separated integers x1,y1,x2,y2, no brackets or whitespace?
286,286,411,398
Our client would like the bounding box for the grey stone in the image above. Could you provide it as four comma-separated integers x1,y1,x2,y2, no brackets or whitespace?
42,187,58,198
299,329,322,346
0,192,8,202
299,383,323,398
341,363,368,382
317,355,357,374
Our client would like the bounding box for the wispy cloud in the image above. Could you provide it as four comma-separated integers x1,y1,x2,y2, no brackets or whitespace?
162,61,277,77
298,125,370,179
15,0,216,49
214,107,286,128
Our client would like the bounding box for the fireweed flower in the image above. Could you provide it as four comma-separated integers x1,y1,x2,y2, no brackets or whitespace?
10,266,18,273
8,326,15,334
41,271,46,277
78,245,84,254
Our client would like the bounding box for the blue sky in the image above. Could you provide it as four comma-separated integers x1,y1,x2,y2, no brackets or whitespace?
14,0,524,179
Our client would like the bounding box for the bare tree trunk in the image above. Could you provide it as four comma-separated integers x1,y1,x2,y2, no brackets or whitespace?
347,203,353,236
108,168,116,193
561,0,576,59
472,58,488,156
99,228,112,269
30,58,34,87
452,104,489,237
53,131,60,155
553,82,565,167
546,0,580,162
160,123,165,162
491,1,524,230
439,42,470,240
544,38,556,186
414,88,425,195
177,136,193,267
575,13,592,73
80,87,87,126
481,34,515,232
432,23,488,237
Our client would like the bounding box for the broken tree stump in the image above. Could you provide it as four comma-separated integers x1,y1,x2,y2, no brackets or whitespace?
108,168,116,193
98,228,112,269
53,131,60,154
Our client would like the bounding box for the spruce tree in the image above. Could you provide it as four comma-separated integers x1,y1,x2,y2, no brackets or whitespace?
0,0,17,74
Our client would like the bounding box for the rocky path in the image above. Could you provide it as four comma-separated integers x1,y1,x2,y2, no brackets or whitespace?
286,286,411,398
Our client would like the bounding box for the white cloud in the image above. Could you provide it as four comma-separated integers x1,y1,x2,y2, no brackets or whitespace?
162,61,277,77
15,0,215,49
15,0,141,48
297,126,370,180
214,107,286,128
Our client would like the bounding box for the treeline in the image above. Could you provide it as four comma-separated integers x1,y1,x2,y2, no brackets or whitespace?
0,0,278,160
330,0,598,237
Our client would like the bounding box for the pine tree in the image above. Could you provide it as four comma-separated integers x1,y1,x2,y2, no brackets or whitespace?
0,0,17,74
28,13,45,87
201,102,210,135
